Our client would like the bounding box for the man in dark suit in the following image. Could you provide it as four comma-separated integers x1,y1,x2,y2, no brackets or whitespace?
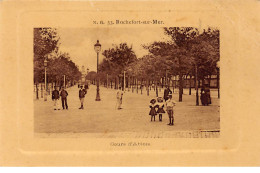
163,85,172,102
52,86,60,110
60,86,68,110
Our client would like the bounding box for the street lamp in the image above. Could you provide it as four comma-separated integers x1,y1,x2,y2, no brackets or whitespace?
94,40,101,101
44,59,48,101
216,61,220,99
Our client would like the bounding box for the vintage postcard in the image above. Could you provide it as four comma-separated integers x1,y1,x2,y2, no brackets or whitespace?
0,0,259,166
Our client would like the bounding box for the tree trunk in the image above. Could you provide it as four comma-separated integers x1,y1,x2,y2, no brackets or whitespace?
114,77,116,89
36,83,39,99
132,77,134,93
178,56,183,102
141,79,143,95
189,75,192,95
136,79,138,93
147,79,149,96
179,74,183,102
156,80,158,97
161,77,164,88
41,83,43,98
195,64,199,106
208,74,212,88
217,68,220,98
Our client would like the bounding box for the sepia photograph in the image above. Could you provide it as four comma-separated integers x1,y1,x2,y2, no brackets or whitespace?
33,27,220,138
1,0,260,167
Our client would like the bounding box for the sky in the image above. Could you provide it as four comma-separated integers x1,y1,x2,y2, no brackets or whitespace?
58,27,171,72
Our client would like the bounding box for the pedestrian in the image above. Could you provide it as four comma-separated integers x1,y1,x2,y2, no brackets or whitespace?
200,87,206,106
116,87,123,109
149,99,158,121
79,85,86,109
163,85,172,102
60,86,68,110
84,83,89,91
165,94,176,126
52,86,60,110
204,84,211,105
157,97,165,121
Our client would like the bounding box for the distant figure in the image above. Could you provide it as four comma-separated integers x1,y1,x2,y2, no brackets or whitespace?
163,85,172,102
79,85,86,109
52,86,60,110
84,83,89,91
204,85,211,105
165,94,176,126
149,99,158,121
201,85,211,106
157,97,165,121
116,88,123,109
200,87,207,106
60,86,68,110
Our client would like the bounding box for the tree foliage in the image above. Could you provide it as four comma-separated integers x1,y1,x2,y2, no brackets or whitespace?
100,43,137,77
33,28,81,84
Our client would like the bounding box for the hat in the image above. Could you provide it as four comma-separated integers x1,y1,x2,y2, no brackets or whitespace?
150,99,156,104
157,97,163,102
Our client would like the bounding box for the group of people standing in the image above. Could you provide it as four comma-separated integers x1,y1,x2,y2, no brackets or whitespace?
51,84,88,110
148,85,212,125
149,86,176,126
52,86,69,110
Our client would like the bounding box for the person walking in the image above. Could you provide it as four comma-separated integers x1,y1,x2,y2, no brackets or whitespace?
116,87,123,109
60,86,68,110
163,85,172,102
52,86,60,110
165,94,176,126
79,85,86,109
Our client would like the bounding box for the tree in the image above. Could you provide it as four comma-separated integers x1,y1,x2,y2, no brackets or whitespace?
33,28,82,97
100,43,137,89
145,27,219,104
34,28,60,84
48,52,81,86
163,27,199,101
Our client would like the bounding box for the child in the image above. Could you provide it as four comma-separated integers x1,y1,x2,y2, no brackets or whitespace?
149,99,158,121
157,97,165,121
165,94,176,126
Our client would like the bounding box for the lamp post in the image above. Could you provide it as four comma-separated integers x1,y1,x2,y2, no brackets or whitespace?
94,40,101,101
44,59,48,101
216,61,220,99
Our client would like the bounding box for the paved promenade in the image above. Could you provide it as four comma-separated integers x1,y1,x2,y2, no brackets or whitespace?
34,84,220,138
